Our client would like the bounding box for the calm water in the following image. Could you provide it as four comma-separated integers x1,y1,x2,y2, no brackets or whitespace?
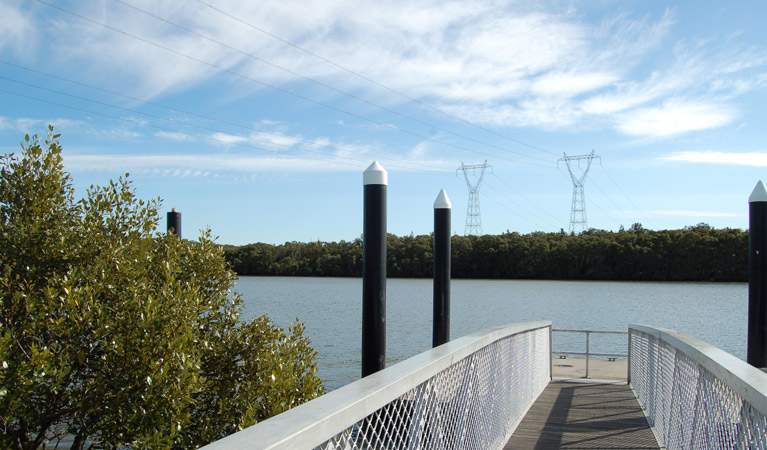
235,277,747,391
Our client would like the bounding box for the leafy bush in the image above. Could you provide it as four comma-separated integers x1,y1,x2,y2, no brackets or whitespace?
0,127,323,449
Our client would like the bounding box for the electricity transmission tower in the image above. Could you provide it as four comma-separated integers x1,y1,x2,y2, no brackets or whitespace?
457,161,491,236
558,151,600,234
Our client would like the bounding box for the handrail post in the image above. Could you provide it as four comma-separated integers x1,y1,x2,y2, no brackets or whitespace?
362,162,387,377
549,325,553,380
627,328,632,384
585,331,590,378
432,189,452,347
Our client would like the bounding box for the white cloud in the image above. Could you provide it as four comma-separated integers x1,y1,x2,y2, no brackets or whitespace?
616,101,734,137
581,37,765,136
663,151,767,167
153,127,329,152
154,131,195,142
60,150,453,175
578,66,698,116
710,73,767,98
0,1,35,56
443,99,585,129
409,142,430,159
62,153,361,174
250,131,301,150
593,9,676,62
0,116,87,134
210,132,249,145
531,71,618,98
12,0,767,141
30,2,620,100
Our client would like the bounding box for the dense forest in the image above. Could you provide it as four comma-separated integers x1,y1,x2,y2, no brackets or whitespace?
222,224,748,282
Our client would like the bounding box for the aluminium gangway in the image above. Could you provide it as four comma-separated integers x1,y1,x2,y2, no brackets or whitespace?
200,322,767,450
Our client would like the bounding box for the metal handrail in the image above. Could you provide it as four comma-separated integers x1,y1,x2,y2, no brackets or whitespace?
200,321,552,450
629,324,767,449
552,329,629,378
630,324,767,413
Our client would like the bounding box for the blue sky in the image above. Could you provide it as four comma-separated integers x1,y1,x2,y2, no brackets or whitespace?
1,0,766,245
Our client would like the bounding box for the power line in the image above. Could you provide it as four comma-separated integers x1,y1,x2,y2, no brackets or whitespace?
1,87,453,176
489,173,563,226
0,73,435,174
34,0,552,169
0,60,264,135
0,62,458,176
587,179,625,229
192,0,560,157
589,178,632,224
0,79,463,179
600,165,652,227
0,88,364,168
483,180,561,231
110,0,553,166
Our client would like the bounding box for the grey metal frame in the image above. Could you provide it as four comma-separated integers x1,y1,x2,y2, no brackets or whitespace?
629,324,767,449
552,329,628,378
200,321,551,450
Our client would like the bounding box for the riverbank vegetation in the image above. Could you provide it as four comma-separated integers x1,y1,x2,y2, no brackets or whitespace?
223,224,747,282
1,129,323,449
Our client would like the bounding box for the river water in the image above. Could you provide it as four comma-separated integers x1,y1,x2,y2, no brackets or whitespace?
235,276,747,391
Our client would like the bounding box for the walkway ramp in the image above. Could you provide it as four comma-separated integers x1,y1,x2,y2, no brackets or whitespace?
199,323,767,450
505,380,659,449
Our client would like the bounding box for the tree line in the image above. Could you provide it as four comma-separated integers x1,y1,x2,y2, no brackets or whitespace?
223,224,748,282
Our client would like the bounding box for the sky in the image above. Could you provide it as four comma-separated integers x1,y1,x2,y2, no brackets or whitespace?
1,0,766,245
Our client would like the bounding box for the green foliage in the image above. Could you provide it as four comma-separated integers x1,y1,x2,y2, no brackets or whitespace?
224,226,747,282
223,240,364,277
0,128,322,450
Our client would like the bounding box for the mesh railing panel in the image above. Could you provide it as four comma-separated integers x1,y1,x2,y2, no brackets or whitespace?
316,327,550,450
630,328,767,450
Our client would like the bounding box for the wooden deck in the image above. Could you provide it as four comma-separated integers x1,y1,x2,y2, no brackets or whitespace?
504,381,660,449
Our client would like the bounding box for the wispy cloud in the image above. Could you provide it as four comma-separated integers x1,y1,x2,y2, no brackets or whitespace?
663,151,767,167
10,0,767,142
62,153,363,174
154,131,196,142
61,150,453,176
0,116,87,134
61,119,447,174
209,132,250,146
152,126,361,156
0,1,36,57
616,101,734,137
531,71,618,98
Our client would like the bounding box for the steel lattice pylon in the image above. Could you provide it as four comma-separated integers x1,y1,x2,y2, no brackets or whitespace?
458,161,491,236
558,151,599,234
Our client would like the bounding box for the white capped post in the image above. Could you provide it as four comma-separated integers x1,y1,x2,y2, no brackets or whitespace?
363,161,388,186
362,161,388,377
433,189,451,347
749,180,767,367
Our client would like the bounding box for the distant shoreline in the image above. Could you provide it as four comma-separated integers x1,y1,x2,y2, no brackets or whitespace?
222,226,748,282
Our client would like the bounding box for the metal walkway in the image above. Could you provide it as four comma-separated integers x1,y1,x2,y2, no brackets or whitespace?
504,380,659,449
200,324,767,450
